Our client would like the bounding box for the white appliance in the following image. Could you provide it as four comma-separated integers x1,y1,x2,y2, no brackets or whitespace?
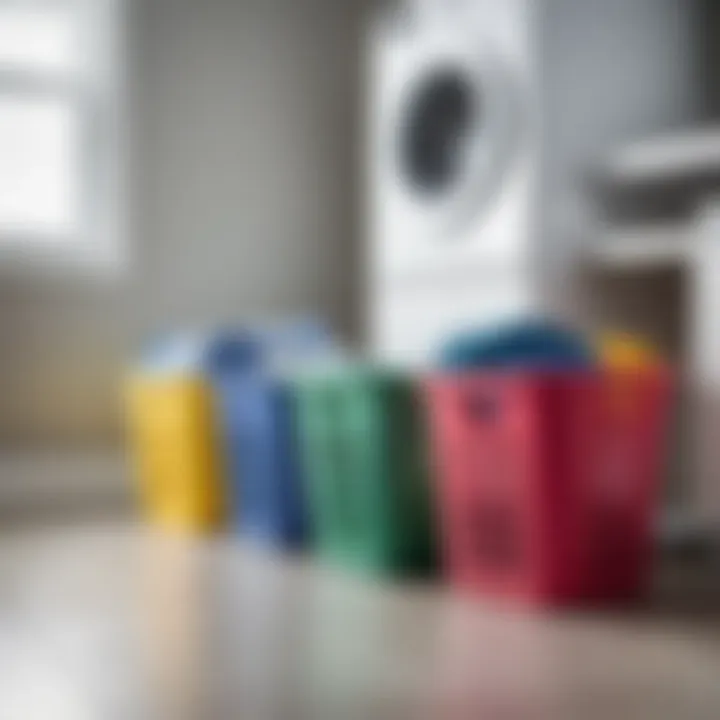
367,0,697,363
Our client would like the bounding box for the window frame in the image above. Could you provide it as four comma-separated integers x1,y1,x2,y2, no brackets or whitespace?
0,0,126,277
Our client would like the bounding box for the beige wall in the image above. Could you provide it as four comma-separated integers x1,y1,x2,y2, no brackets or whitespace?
0,0,366,446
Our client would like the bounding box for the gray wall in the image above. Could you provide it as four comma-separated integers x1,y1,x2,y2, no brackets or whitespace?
0,0,367,446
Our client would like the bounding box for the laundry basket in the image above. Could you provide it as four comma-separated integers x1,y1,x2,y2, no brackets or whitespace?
126,370,226,533
292,367,435,575
212,373,303,548
210,322,332,548
424,367,671,605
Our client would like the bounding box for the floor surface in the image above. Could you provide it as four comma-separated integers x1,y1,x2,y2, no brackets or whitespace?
1,521,719,720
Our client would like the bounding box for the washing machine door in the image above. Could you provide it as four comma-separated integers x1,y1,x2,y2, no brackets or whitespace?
386,35,523,246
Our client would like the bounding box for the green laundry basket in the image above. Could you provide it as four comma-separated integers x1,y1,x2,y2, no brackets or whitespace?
291,367,436,576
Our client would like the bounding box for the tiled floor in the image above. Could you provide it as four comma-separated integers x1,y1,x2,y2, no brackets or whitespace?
1,521,719,720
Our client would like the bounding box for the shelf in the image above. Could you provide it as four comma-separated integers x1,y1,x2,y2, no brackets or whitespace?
585,223,692,270
601,127,720,187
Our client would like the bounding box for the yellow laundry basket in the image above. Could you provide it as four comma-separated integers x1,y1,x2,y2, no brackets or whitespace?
126,373,226,533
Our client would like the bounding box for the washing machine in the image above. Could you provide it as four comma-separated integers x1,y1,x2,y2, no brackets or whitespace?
367,0,538,364
367,0,697,364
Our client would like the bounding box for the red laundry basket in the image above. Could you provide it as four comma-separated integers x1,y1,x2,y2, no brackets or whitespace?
424,368,671,607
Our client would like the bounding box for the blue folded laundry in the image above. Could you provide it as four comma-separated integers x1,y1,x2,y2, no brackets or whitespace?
438,318,595,371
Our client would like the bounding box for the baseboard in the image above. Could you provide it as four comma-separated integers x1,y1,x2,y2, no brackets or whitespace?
0,450,134,520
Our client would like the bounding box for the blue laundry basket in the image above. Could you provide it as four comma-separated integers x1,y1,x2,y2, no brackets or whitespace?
213,373,306,546
209,321,332,548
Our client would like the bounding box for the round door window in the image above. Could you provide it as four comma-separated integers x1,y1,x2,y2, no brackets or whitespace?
400,68,478,196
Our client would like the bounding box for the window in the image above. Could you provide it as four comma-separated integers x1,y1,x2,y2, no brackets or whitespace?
0,0,123,271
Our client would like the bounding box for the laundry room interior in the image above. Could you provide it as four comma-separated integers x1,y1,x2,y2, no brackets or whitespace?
2,0,720,717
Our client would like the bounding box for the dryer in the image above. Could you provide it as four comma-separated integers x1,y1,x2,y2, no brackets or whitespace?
367,0,697,363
